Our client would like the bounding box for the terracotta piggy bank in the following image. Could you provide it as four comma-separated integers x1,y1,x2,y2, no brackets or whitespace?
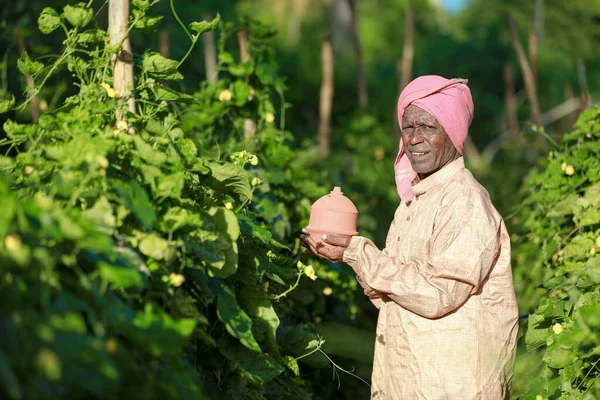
306,187,358,243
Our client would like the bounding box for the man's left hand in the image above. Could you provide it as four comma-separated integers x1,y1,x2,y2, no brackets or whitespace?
300,228,352,264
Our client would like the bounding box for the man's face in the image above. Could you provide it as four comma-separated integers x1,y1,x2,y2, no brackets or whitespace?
401,105,460,178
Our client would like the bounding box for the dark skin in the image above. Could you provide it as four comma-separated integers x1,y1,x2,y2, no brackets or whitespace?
300,105,461,262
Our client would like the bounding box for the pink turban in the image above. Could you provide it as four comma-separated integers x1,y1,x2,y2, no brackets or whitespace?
395,75,474,202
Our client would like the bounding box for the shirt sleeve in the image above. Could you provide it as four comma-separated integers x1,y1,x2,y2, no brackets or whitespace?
343,189,502,319
351,209,402,309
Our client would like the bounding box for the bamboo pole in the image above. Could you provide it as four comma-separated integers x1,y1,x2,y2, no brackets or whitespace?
346,0,368,107
398,0,415,93
203,12,217,83
507,13,541,127
577,59,590,111
237,29,255,140
564,83,577,127
159,29,170,57
109,0,135,115
318,36,334,157
503,63,519,140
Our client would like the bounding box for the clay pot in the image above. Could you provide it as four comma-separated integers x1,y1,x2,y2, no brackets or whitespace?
306,187,358,243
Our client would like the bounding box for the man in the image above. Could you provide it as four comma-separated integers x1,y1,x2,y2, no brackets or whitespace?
301,75,519,399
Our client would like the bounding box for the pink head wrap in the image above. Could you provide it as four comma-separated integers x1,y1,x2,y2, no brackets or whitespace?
395,75,474,202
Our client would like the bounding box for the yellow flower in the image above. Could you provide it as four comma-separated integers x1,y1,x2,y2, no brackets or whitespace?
560,162,567,171
101,82,119,98
323,287,333,296
105,338,118,354
116,120,128,131
95,155,109,169
552,323,564,335
265,112,275,123
251,177,262,187
25,165,35,174
39,100,48,112
565,165,575,176
595,236,600,248
169,273,185,287
224,202,233,210
304,265,317,280
4,234,22,251
591,248,596,256
218,89,232,102
249,155,259,166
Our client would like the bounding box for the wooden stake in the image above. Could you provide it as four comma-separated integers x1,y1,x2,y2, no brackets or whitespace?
318,36,334,157
503,63,519,140
159,29,170,57
12,26,39,122
507,14,541,127
528,31,537,84
237,28,255,140
577,59,590,111
564,83,577,127
109,0,135,115
203,13,217,83
346,0,368,107
398,0,415,93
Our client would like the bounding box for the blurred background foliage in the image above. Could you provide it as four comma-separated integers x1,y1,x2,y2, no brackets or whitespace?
1,0,600,398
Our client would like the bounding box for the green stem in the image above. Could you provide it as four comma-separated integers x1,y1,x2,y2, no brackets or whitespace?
271,272,302,300
318,349,371,389
177,37,199,68
18,50,72,111
169,0,193,41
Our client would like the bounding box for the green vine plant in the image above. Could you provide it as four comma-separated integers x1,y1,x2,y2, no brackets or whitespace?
0,1,369,399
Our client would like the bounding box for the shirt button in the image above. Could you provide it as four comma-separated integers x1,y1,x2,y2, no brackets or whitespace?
406,216,411,221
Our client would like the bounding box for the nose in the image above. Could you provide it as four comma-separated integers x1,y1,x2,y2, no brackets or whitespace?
408,128,424,146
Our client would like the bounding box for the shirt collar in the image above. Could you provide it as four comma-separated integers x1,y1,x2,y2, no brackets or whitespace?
411,157,465,198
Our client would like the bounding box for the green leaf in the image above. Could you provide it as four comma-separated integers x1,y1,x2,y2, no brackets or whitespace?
217,283,261,352
132,10,163,31
543,340,577,369
232,80,251,106
587,256,600,284
131,308,196,356
177,139,197,161
132,0,150,9
0,351,23,400
156,172,185,199
525,313,549,350
239,288,280,348
282,355,300,376
83,196,116,233
139,234,169,260
49,312,87,333
562,236,594,260
205,208,239,278
189,13,220,35
112,180,157,229
76,29,107,45
142,52,183,80
0,182,17,238
63,3,93,28
206,161,252,205
133,135,167,166
238,214,272,243
99,261,146,289
0,96,15,114
220,340,284,384
17,52,43,76
38,7,61,34
152,85,194,103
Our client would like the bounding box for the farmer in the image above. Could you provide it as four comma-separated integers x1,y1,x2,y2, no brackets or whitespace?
301,75,519,399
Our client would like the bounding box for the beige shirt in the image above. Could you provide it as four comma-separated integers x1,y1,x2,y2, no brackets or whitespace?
343,157,519,400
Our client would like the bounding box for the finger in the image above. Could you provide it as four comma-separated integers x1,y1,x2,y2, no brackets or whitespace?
321,234,352,247
301,227,309,234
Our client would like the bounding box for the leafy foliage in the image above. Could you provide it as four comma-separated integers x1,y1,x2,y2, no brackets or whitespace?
511,109,600,399
0,3,368,399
